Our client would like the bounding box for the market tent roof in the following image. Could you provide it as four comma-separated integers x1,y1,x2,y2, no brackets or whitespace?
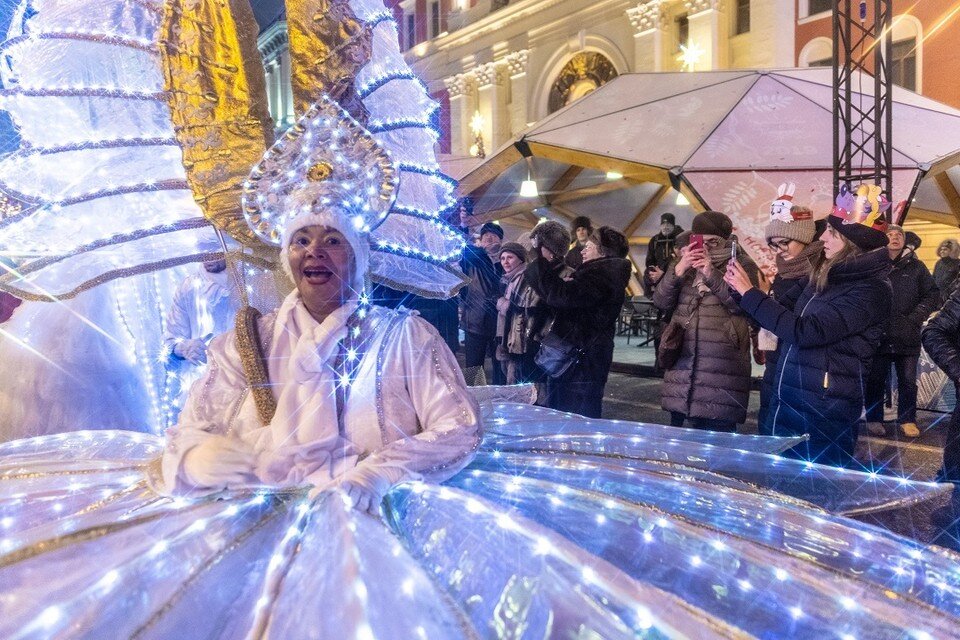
458,68,960,265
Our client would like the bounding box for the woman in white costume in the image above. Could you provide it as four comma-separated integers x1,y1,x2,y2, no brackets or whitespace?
163,170,481,507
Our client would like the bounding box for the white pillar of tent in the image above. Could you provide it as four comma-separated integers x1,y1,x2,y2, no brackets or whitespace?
627,0,667,72
444,74,472,156
685,0,727,70
505,50,530,136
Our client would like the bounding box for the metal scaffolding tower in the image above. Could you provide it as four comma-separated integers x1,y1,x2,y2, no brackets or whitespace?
833,0,894,215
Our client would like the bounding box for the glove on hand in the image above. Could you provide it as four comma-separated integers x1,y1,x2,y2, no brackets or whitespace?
333,462,408,516
181,435,257,490
174,338,208,365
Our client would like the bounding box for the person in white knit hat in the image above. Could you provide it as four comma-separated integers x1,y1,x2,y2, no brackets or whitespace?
756,184,822,435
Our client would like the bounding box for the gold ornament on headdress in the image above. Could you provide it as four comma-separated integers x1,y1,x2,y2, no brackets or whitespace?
307,162,334,182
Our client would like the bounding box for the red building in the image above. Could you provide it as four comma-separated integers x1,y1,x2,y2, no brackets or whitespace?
795,0,960,109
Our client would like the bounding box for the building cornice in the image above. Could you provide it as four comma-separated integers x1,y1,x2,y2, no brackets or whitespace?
423,0,633,54
257,20,288,60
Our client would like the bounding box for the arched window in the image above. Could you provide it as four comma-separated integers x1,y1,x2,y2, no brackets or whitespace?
547,52,618,114
799,37,832,68
890,15,922,92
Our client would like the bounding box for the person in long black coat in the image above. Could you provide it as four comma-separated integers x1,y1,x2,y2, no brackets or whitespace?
922,290,960,487
725,211,892,467
526,226,631,418
864,225,939,438
459,223,504,385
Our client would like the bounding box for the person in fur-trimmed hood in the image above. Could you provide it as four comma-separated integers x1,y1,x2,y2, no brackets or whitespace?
726,183,893,467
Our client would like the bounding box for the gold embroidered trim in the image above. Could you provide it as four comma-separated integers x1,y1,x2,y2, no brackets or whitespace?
235,306,277,426
0,463,150,480
0,500,213,569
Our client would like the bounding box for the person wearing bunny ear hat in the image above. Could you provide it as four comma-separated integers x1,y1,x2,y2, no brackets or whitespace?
725,182,893,467
756,184,823,436
159,98,481,512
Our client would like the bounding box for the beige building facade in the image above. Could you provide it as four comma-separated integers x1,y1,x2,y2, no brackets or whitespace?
400,0,796,156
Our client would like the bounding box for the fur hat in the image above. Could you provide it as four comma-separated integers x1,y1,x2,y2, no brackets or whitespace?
829,182,889,252
691,210,733,240
571,216,593,233
478,221,504,240
530,220,571,258
764,184,816,245
591,226,630,258
499,242,527,262
938,238,960,258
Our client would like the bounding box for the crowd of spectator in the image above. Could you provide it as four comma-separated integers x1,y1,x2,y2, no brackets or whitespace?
449,190,960,491
457,216,630,418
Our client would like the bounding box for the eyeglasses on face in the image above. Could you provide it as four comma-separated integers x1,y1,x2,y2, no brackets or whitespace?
702,237,722,248
767,238,793,251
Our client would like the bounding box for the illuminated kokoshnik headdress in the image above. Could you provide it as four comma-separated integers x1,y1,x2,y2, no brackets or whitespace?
243,97,397,247
242,97,398,295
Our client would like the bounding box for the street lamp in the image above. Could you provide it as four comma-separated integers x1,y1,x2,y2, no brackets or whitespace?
519,174,539,198
469,110,486,159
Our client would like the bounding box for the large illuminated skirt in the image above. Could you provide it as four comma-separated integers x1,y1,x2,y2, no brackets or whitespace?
2,401,959,639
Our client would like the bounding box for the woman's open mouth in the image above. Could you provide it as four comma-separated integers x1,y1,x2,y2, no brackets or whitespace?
302,266,333,283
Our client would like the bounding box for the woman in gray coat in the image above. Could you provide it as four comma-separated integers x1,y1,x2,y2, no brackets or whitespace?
653,211,757,431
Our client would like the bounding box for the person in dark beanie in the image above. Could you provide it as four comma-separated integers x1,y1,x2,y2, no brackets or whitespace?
496,241,553,385
526,225,630,417
645,212,683,280
864,224,939,438
654,210,758,432
477,221,504,253
460,222,505,385
756,188,822,435
564,216,593,269
725,192,893,467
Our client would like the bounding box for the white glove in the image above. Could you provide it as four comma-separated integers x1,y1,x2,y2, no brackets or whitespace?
331,463,408,516
174,338,207,365
181,435,257,490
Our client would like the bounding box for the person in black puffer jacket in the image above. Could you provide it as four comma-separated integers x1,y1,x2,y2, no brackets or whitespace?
726,200,892,467
922,290,960,488
864,225,939,438
526,226,631,418
756,189,822,436
654,211,759,432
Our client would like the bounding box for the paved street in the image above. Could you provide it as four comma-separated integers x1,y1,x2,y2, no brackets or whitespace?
601,372,960,551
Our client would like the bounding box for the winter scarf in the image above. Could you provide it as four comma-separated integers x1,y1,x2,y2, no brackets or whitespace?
255,290,362,488
496,266,526,339
775,241,823,281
